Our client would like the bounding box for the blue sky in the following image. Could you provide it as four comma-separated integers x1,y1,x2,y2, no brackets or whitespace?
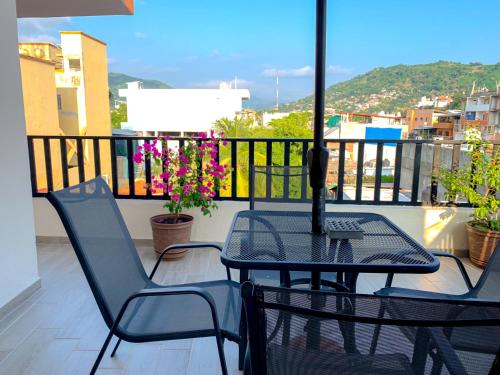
18,0,500,107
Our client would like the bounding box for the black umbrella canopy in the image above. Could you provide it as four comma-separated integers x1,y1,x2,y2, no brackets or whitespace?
308,0,329,234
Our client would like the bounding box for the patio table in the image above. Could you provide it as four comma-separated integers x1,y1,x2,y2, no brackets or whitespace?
221,210,440,369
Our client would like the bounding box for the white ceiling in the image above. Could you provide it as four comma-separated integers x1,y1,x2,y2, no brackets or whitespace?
16,0,133,18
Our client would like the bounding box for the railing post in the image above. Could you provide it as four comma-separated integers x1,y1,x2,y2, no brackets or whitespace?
283,141,290,199
355,141,364,202
60,138,69,188
374,142,384,202
76,138,85,183
336,141,345,202
392,142,403,203
27,137,38,195
93,138,101,178
266,142,272,200
431,144,442,205
248,141,254,199
43,138,53,192
231,140,237,199
411,143,422,204
110,138,118,196
126,138,135,197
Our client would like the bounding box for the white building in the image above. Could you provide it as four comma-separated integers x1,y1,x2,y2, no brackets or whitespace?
262,112,289,126
119,81,250,134
454,91,500,140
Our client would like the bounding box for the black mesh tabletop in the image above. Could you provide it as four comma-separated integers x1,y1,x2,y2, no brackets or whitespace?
221,211,439,273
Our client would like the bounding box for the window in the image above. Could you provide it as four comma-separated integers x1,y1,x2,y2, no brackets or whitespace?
68,58,81,71
57,94,62,110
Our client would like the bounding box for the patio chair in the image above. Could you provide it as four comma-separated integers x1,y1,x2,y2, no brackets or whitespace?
248,165,343,290
370,244,500,368
377,244,500,301
241,282,500,375
47,177,240,375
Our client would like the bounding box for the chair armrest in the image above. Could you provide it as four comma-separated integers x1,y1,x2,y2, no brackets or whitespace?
150,243,230,281
428,328,468,375
113,286,220,334
431,251,474,291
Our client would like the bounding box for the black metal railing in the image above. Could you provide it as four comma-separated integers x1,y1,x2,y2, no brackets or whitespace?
27,135,494,206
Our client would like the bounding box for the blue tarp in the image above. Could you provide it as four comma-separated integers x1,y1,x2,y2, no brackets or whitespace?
365,127,401,146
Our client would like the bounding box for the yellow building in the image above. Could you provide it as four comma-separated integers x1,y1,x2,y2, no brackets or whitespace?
19,31,112,190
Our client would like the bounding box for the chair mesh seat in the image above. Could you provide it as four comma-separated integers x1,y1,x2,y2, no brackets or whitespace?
267,344,413,375
243,284,500,375
119,280,241,340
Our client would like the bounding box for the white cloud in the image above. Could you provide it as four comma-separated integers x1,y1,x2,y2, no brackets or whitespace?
230,78,252,88
192,78,253,89
17,17,72,44
327,65,352,74
262,66,313,78
134,32,148,39
262,65,352,78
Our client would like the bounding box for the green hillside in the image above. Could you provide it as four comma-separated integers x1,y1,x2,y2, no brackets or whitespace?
108,72,172,101
281,61,500,114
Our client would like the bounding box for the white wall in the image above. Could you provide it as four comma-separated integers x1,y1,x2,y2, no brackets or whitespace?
120,86,250,133
34,198,473,252
0,0,40,312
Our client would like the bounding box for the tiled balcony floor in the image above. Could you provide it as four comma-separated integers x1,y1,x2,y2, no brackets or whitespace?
0,243,482,375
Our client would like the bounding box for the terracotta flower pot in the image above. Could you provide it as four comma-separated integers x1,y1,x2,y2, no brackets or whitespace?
150,214,194,260
466,222,500,268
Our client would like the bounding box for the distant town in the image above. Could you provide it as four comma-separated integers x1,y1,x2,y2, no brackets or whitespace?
18,31,500,199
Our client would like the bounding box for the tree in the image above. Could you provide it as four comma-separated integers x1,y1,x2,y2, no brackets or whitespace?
213,113,313,197
213,116,254,138
111,104,127,129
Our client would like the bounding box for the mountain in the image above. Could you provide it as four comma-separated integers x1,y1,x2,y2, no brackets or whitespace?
280,61,500,114
108,72,172,101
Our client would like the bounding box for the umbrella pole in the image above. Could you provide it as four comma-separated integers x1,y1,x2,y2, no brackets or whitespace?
308,0,329,235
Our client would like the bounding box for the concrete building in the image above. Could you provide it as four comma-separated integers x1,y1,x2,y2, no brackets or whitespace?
417,95,453,109
20,31,112,137
119,81,250,134
18,31,112,191
454,91,500,140
262,112,289,126
407,109,461,139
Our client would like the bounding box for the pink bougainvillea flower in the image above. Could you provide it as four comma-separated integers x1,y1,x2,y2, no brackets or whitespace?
133,151,144,163
175,167,189,177
171,193,180,202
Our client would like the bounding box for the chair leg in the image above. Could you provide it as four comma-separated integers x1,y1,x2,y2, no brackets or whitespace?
90,329,115,375
110,338,122,357
215,333,228,375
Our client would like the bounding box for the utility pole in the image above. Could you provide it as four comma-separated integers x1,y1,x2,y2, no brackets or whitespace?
276,69,279,111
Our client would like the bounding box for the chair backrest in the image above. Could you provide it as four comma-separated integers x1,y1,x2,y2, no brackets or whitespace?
472,241,500,300
47,177,150,327
242,282,500,375
249,165,324,211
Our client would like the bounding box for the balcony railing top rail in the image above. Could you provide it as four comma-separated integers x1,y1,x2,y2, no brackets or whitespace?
27,135,500,207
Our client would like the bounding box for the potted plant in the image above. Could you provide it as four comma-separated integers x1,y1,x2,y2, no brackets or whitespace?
133,131,229,259
440,128,500,267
